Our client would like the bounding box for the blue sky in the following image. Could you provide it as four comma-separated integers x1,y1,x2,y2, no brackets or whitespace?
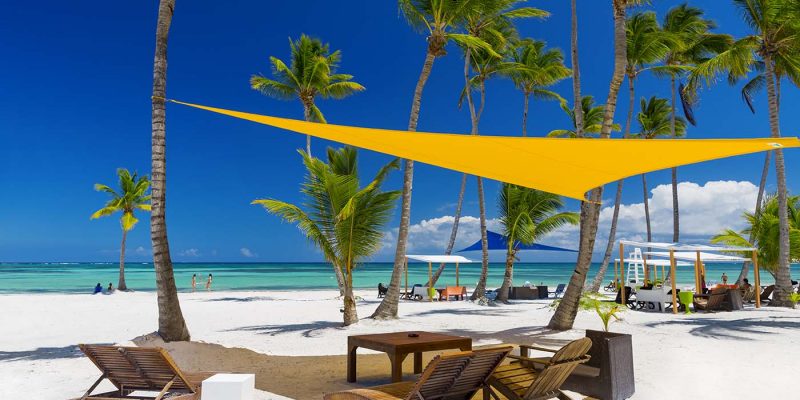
1,0,797,262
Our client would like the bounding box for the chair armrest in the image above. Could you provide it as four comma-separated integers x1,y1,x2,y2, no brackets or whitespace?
507,354,552,366
519,344,558,353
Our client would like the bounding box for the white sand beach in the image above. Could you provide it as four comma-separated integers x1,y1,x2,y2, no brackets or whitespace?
2,289,798,399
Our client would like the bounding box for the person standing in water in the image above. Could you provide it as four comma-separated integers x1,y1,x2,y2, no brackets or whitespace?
191,274,197,292
205,273,213,291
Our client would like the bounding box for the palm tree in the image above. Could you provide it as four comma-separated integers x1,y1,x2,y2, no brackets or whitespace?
549,0,643,331
254,148,400,326
150,0,189,342
570,0,584,138
712,194,800,280
656,4,731,243
372,0,494,319
509,39,570,136
250,35,365,155
495,185,579,303
546,96,620,138
687,0,799,306
589,11,674,292
633,96,687,245
91,169,151,291
428,0,546,289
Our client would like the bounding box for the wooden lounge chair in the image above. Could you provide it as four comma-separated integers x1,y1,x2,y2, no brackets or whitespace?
694,287,728,312
324,346,512,400
741,286,756,303
486,338,592,400
78,344,215,400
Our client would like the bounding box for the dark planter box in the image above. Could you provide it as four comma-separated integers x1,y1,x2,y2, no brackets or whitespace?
561,329,635,400
509,286,539,300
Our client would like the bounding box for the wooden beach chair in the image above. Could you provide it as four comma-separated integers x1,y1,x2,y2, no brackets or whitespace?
694,287,728,312
486,338,592,400
324,346,512,400
78,344,215,400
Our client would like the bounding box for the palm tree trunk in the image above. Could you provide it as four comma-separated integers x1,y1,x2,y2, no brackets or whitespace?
764,54,792,307
371,50,437,319
471,176,490,301
428,173,467,287
670,75,680,242
151,0,189,342
303,104,312,155
549,0,627,331
570,0,584,137
119,229,128,291
736,151,770,284
342,268,358,326
496,250,515,303
642,174,652,243
589,73,635,293
522,92,530,137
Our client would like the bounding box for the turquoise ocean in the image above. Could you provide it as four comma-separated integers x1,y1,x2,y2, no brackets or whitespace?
0,262,780,294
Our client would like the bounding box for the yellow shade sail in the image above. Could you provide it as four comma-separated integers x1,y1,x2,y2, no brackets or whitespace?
170,100,799,201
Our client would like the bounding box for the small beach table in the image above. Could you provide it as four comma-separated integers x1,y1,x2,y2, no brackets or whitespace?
347,331,472,383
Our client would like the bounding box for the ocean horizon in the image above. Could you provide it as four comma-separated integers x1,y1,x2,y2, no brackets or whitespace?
0,261,779,294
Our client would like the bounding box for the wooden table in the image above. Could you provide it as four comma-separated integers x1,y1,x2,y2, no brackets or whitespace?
347,331,472,383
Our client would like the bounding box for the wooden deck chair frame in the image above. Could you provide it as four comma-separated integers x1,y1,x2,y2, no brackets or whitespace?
79,344,210,400
486,338,592,400
324,346,513,400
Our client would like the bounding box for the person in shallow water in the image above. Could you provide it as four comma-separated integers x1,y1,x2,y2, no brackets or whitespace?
205,273,213,291
105,282,114,294
93,283,102,294
191,274,197,292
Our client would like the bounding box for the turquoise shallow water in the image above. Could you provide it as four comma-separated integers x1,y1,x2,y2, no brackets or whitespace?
0,262,781,294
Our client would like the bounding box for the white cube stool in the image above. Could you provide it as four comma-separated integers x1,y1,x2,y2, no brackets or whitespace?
201,373,255,400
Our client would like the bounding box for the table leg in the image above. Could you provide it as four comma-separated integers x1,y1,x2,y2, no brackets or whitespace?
389,353,407,383
413,352,422,374
347,345,358,383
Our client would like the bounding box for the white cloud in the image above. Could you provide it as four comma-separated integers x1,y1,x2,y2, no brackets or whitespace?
240,247,257,258
134,246,148,255
179,248,200,257
382,215,503,254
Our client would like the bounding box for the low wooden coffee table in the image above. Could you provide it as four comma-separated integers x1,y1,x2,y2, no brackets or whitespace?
347,331,472,383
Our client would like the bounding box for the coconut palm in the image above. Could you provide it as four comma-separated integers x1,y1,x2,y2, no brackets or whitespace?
150,0,189,342
509,39,570,136
428,0,547,289
590,11,674,292
254,148,400,326
549,0,647,331
91,169,151,291
372,0,495,319
570,0,584,138
632,96,687,245
496,185,579,303
687,0,800,306
250,35,365,155
547,96,620,138
712,194,800,279
655,4,731,243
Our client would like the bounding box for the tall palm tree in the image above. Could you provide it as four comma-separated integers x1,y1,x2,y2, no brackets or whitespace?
254,148,400,326
150,0,189,342
428,0,546,289
496,185,579,303
656,4,731,243
509,39,570,136
570,0,584,138
250,35,365,156
633,96,687,244
372,0,493,319
546,96,620,138
687,0,799,306
712,194,800,280
91,169,151,291
549,0,643,331
590,11,674,292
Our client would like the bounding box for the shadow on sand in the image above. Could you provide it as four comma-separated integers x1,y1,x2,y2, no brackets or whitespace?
227,321,344,337
0,344,110,362
643,315,800,341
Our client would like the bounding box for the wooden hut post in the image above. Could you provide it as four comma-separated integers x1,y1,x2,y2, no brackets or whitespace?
753,250,761,308
614,260,619,287
643,257,649,284
695,251,702,294
404,257,408,297
455,262,459,287
428,262,433,302
619,243,626,288
669,249,678,314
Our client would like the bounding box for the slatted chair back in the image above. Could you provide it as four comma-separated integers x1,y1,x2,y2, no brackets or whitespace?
706,287,728,310
407,347,512,400
80,344,196,394
521,338,592,400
